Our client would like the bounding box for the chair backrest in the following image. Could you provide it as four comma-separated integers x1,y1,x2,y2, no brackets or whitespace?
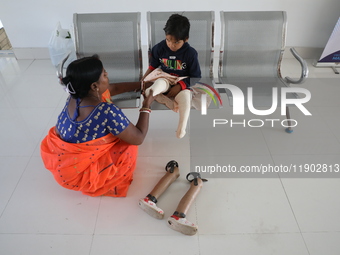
73,12,142,83
219,11,286,79
147,11,214,79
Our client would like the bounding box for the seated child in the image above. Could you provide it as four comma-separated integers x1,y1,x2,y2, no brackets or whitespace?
143,14,201,138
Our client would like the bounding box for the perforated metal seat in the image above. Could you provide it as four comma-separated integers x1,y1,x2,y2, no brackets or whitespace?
216,11,308,132
73,12,143,108
147,11,217,109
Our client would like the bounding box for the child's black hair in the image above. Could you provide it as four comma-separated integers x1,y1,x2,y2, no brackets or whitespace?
163,14,190,41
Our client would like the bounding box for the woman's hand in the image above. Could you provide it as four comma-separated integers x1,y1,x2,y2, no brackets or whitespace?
142,89,155,109
116,89,155,145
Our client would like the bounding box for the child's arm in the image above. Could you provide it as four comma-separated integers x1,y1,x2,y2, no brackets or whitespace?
145,43,162,80
166,84,182,98
142,44,162,89
141,67,156,91
141,68,153,81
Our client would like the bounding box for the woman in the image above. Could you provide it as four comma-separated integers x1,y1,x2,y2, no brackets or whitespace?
41,56,154,197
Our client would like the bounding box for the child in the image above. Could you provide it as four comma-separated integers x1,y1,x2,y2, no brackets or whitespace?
143,14,201,138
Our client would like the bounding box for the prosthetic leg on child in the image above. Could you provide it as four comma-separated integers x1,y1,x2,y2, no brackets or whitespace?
138,160,180,219
144,78,191,139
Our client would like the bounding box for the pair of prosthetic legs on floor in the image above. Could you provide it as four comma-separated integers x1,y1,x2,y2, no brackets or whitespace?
138,161,207,236
144,78,191,139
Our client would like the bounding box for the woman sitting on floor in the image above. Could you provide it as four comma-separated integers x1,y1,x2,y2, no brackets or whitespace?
41,56,154,197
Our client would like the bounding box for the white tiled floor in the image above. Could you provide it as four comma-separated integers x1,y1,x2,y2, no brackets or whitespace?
0,55,340,255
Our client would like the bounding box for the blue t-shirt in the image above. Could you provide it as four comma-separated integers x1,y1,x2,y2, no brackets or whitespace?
56,97,130,143
149,40,201,88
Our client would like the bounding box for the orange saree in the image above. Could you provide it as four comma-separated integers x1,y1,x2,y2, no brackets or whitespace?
41,127,138,197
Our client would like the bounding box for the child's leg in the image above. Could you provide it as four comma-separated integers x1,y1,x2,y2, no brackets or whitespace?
144,78,170,97
138,161,180,219
167,173,206,235
174,89,192,139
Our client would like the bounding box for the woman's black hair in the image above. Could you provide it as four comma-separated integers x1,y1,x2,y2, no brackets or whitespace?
163,14,190,41
61,55,103,99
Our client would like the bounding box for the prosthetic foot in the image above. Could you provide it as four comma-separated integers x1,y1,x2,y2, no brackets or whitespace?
167,172,207,235
174,89,191,139
138,160,180,219
138,195,165,219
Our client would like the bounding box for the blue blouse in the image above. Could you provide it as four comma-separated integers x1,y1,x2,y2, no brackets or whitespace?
56,97,130,143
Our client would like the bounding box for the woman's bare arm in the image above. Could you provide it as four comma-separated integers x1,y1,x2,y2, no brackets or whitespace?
108,82,141,96
115,90,154,145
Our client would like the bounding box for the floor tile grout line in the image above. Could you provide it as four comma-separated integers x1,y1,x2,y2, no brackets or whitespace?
0,86,65,219
0,117,44,218
0,157,31,219
88,196,103,255
0,231,319,236
5,59,35,95
278,177,312,255
189,115,204,255
260,126,311,255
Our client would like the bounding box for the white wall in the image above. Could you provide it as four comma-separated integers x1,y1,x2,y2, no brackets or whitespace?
1,0,339,49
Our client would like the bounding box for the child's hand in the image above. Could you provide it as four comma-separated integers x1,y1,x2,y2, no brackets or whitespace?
166,84,181,98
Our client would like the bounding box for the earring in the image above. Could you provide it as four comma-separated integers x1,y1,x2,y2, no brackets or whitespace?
96,89,101,101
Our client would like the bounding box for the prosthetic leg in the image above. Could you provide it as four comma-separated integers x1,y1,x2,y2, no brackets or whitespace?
144,78,170,97
145,78,192,139
138,160,180,219
167,172,207,236
174,89,191,139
